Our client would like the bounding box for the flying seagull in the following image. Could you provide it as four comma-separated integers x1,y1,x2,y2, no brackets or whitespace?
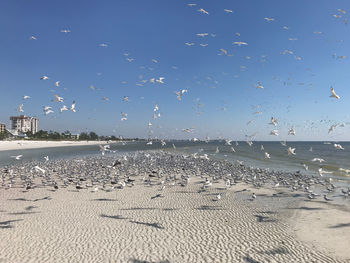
330,87,340,99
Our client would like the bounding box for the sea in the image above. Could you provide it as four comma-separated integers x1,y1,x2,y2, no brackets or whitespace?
0,140,350,186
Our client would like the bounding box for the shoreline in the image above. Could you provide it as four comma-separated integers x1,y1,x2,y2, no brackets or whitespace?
0,151,349,262
0,140,114,151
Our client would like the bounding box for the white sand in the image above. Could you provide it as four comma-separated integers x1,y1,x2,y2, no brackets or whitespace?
0,140,110,151
0,178,348,262
292,200,350,261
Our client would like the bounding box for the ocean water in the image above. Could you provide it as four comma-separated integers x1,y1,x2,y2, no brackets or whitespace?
0,140,349,185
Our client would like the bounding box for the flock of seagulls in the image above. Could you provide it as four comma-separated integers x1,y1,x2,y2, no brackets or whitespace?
7,3,350,194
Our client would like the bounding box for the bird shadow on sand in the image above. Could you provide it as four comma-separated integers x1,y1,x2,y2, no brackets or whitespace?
8,211,39,215
100,214,128,220
8,196,51,202
130,259,170,263
254,214,277,223
329,222,350,228
91,198,117,202
0,219,23,229
129,220,164,229
263,246,289,256
196,205,224,211
287,206,324,211
243,256,260,263
120,207,156,211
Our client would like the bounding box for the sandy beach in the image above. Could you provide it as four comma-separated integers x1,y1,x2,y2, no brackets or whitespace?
0,152,349,263
0,140,112,151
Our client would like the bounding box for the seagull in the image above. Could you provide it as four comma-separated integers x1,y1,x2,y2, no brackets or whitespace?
99,43,108,47
156,77,164,84
328,124,337,134
121,112,127,121
17,104,24,112
54,94,64,102
44,156,49,162
287,147,296,155
175,89,188,101
270,130,279,136
23,95,31,100
233,41,248,46
29,36,37,40
34,165,46,174
264,152,271,159
269,117,278,126
264,17,275,22
10,155,23,160
255,82,264,89
99,145,110,155
334,143,344,150
70,101,76,112
40,76,49,80
323,194,333,201
330,87,340,99
311,158,325,163
280,141,287,147
188,3,197,7
216,193,222,200
123,96,129,102
185,42,195,46
231,147,236,152
59,105,68,113
197,8,209,15
224,9,233,13
260,145,264,151
44,109,54,115
252,193,257,200
288,127,296,135
60,29,71,33
54,81,60,87
182,128,194,133
196,33,208,37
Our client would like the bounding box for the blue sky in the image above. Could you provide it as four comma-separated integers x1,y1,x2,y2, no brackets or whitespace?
1,0,350,140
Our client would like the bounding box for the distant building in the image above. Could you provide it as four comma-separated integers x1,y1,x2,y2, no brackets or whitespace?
70,134,80,140
10,115,38,135
0,123,5,133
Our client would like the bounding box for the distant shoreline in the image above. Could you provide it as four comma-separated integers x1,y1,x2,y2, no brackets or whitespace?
0,140,114,151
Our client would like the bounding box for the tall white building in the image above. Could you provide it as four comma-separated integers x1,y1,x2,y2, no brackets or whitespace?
10,115,38,134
